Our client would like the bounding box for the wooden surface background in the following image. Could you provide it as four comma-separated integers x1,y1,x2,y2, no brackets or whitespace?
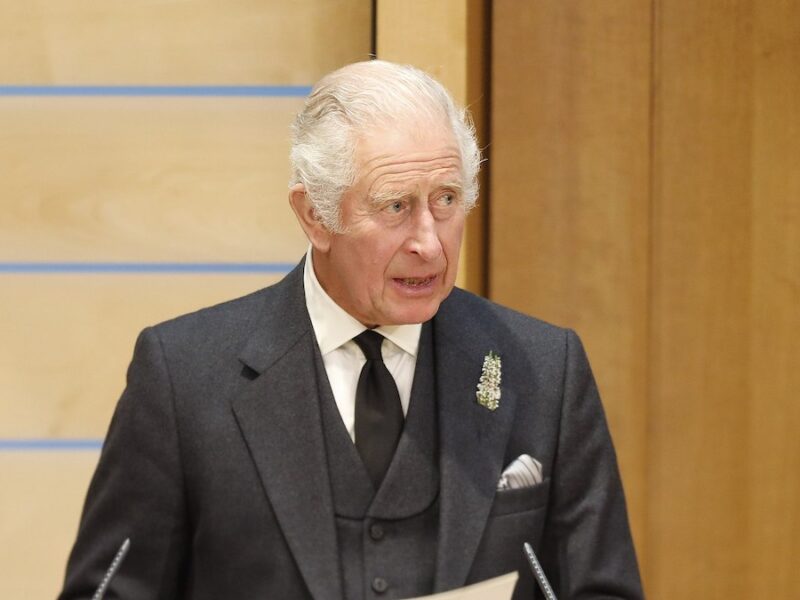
0,1,371,597
2,1,798,598
490,1,799,599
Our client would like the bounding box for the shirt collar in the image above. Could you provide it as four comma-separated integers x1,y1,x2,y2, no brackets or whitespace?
303,247,421,357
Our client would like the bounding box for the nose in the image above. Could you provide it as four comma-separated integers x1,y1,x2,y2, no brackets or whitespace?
407,207,443,261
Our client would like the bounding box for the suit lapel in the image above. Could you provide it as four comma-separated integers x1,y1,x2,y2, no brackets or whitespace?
231,262,342,600
228,271,517,596
433,292,518,592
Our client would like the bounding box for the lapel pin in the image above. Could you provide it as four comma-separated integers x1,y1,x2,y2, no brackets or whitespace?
476,350,502,411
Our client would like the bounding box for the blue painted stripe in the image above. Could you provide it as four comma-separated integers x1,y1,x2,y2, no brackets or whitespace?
0,439,103,451
0,262,294,274
0,85,312,97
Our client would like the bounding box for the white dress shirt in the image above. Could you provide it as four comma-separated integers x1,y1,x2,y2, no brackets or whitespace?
303,248,421,442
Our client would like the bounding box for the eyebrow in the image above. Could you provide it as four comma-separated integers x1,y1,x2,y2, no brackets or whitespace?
369,181,464,206
439,181,464,194
369,189,409,205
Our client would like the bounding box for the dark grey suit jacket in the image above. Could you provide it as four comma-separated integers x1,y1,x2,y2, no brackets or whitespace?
60,261,643,599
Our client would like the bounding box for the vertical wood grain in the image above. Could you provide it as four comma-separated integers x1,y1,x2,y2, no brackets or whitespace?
648,2,753,596
464,0,490,296
748,2,800,597
376,0,469,102
490,2,800,598
490,0,652,565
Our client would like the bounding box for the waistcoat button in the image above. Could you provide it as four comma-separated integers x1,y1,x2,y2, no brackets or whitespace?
369,523,385,541
372,577,389,593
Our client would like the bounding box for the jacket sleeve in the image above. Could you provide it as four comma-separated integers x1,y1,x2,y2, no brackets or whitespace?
58,327,189,599
539,329,644,599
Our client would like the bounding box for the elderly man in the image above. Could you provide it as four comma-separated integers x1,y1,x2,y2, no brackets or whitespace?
60,61,643,599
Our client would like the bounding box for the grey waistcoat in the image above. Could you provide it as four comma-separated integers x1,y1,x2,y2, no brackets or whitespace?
314,323,439,600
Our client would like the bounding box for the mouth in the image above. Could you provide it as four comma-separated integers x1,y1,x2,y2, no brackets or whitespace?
394,276,436,288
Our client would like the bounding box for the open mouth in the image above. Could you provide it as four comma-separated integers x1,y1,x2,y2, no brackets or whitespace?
395,276,436,287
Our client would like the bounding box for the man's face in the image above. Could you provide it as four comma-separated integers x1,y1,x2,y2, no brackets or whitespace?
312,123,466,326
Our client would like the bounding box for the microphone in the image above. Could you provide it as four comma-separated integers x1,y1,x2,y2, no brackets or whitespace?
523,542,557,600
92,538,130,600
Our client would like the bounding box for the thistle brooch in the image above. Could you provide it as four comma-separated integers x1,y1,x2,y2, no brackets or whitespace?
476,351,502,411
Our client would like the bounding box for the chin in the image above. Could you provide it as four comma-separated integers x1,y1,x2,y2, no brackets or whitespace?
391,301,442,325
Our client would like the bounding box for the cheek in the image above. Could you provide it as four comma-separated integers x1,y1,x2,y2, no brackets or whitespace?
359,243,395,290
442,221,465,258
367,234,405,268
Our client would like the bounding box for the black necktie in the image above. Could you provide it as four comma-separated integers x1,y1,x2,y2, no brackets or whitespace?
353,330,404,489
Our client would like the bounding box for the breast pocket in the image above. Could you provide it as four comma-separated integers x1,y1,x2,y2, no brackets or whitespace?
469,478,551,583
489,478,551,517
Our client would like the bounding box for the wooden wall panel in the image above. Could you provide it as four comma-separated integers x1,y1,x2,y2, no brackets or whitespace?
0,275,281,437
0,98,308,262
748,2,800,597
490,0,652,561
0,1,372,596
648,2,753,597
490,1,800,598
377,0,469,101
0,454,99,599
0,0,372,84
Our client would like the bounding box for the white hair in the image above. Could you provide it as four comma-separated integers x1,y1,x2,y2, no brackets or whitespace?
289,60,481,232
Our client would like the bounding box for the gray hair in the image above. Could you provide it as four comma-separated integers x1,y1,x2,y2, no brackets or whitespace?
289,60,481,232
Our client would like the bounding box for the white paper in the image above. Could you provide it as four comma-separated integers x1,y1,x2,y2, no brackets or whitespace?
408,572,519,600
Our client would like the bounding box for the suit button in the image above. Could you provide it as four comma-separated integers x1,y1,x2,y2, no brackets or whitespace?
372,577,388,593
369,523,385,541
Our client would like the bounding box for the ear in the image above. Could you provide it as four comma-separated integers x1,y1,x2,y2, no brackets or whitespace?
288,184,333,253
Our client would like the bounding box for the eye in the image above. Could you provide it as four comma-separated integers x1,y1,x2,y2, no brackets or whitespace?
384,199,406,214
434,191,459,209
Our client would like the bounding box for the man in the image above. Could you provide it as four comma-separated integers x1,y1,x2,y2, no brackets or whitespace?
60,61,643,599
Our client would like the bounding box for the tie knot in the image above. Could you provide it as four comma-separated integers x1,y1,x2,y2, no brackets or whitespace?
354,330,385,362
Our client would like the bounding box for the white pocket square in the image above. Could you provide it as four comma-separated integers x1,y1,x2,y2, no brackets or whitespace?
497,454,543,490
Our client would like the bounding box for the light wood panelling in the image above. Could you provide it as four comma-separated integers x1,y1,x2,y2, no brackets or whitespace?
0,97,308,261
0,453,101,598
0,2,374,596
0,275,282,438
463,0,489,295
748,2,800,597
0,0,372,84
491,2,800,599
376,0,488,294
648,2,753,597
490,0,652,560
377,0,470,103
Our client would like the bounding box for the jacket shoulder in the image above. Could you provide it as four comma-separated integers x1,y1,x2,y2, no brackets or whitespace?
147,265,302,360
153,285,270,340
442,287,569,344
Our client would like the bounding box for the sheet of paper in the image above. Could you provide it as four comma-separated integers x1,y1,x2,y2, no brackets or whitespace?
408,572,519,600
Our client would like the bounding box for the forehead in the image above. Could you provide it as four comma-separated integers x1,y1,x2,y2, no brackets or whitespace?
353,123,463,190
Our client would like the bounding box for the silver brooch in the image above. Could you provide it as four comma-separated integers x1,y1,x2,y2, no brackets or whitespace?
476,351,502,411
